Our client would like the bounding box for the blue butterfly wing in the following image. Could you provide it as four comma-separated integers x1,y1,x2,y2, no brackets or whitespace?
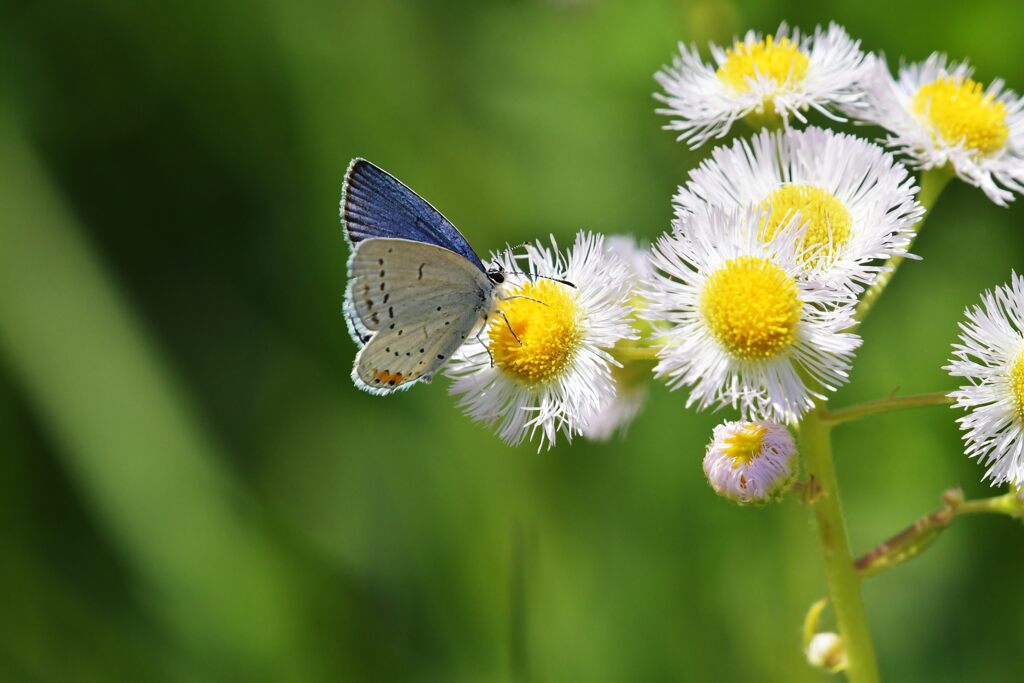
341,159,486,273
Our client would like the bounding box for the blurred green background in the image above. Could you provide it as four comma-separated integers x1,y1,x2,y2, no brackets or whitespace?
2,0,1023,680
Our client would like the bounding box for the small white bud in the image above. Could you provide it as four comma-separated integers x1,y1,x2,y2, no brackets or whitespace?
806,632,847,673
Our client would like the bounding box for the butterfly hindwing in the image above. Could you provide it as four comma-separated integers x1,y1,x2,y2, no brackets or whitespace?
341,159,486,273
345,238,494,394
352,304,486,394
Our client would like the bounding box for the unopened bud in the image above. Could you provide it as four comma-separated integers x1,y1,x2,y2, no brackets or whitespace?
806,632,846,673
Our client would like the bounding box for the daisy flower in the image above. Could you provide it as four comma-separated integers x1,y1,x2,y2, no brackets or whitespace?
446,231,638,450
673,126,923,291
581,235,654,441
946,272,1024,488
646,206,861,422
703,420,798,504
851,54,1024,206
655,23,873,148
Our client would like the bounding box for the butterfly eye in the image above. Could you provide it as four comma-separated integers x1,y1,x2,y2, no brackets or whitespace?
488,271,505,284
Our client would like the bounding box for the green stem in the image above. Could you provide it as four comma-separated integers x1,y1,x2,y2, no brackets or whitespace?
952,491,1021,517
801,409,880,683
855,489,1023,576
855,166,955,322
821,391,954,426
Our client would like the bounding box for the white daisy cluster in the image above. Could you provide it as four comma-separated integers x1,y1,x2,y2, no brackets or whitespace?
422,21,1024,489
657,24,1024,206
645,21,1024,496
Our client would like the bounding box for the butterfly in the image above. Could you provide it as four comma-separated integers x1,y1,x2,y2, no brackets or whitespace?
340,159,512,395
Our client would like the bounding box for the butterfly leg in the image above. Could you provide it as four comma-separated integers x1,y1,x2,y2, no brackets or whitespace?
498,309,523,346
475,326,495,367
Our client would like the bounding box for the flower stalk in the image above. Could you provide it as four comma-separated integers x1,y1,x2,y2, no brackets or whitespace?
821,391,954,425
856,488,1024,576
854,165,954,321
801,408,880,683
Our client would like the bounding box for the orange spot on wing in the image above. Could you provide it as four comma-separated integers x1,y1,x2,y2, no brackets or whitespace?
375,371,404,386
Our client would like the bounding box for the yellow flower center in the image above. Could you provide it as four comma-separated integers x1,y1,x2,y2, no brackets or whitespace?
1011,351,1024,423
759,184,852,264
489,279,582,385
716,35,810,93
912,76,1009,155
701,256,801,360
723,423,768,468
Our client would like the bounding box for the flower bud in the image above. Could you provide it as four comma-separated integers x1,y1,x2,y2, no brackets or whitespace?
806,632,847,673
703,420,797,504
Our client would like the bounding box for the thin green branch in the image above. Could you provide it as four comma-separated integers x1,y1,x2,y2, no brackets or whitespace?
855,166,955,322
820,391,954,426
855,488,1023,577
800,410,880,683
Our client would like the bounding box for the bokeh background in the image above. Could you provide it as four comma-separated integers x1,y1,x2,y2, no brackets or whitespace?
2,0,1023,680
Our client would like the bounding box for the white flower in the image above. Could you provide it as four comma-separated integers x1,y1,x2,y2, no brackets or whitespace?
655,23,873,148
446,231,638,450
703,420,798,503
581,235,655,442
673,126,923,292
850,54,1024,206
604,235,655,286
946,272,1024,488
580,376,646,442
646,206,861,423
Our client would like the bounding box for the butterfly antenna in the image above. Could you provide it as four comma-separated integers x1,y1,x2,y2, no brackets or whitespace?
502,294,548,307
534,273,576,288
504,269,576,288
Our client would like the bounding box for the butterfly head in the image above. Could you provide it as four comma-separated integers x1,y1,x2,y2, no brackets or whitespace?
487,259,576,289
486,261,507,285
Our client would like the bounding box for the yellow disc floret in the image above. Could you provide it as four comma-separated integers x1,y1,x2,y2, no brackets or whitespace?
759,184,852,264
1011,351,1024,423
701,256,802,360
490,279,582,385
913,76,1009,155
723,423,768,468
716,35,810,93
